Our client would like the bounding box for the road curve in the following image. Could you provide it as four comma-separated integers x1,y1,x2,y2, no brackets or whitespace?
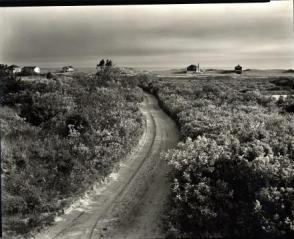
33,92,179,239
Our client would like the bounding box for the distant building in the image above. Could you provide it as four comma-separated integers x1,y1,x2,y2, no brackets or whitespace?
234,64,242,74
21,66,41,75
187,64,201,74
8,65,21,74
62,66,75,72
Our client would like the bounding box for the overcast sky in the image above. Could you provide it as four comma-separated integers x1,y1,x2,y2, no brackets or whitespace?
0,1,293,69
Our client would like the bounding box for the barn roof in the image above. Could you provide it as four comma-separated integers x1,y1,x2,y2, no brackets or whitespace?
8,64,20,68
187,64,197,71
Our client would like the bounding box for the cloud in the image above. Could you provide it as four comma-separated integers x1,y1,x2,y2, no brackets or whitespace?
1,1,293,68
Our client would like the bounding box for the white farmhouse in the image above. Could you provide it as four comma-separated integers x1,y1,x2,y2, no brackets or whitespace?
8,65,22,74
62,66,75,72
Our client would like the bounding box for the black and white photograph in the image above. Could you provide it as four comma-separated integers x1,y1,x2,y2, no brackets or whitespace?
0,0,294,238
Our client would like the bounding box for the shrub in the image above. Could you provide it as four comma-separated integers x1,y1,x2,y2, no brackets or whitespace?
152,75,294,237
2,68,144,237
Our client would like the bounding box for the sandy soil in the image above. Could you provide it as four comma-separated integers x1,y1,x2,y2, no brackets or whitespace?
33,92,179,239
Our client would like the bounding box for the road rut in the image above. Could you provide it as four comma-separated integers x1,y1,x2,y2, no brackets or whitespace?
34,92,179,239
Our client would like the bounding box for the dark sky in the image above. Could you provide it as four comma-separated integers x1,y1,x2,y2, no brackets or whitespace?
1,1,293,69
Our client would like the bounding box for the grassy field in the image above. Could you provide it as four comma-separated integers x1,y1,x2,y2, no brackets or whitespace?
139,72,294,238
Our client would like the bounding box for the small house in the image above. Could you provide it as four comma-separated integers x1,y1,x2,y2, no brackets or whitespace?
62,66,75,72
187,64,201,74
187,64,197,73
21,66,41,75
234,64,242,74
8,65,21,74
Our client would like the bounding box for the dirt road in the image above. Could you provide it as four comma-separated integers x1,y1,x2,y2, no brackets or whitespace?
34,92,179,239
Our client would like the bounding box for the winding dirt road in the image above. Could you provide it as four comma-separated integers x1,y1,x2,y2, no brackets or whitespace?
34,92,179,239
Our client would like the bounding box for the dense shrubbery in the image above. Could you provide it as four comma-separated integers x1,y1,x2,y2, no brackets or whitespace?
1,68,143,237
142,76,294,238
0,76,23,102
271,77,294,90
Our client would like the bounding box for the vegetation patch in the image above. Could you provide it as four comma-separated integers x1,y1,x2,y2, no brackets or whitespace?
141,75,294,238
1,67,144,238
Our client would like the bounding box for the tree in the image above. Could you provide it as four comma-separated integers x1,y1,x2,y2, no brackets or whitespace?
97,59,105,68
106,59,113,67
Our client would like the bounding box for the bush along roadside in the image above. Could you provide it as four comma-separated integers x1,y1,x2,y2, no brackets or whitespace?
0,68,144,238
142,76,294,238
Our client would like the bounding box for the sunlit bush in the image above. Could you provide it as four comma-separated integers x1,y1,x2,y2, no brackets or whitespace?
152,76,294,238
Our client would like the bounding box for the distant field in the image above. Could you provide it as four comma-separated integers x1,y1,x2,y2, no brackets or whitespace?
40,67,96,74
147,68,294,79
154,74,294,97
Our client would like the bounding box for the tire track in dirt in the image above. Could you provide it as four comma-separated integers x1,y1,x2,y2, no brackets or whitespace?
33,92,179,239
87,113,157,239
51,111,155,239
